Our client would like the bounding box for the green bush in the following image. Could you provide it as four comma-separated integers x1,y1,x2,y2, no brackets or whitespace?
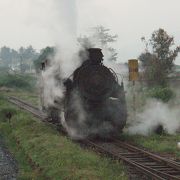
34,46,55,72
147,87,175,102
0,74,36,91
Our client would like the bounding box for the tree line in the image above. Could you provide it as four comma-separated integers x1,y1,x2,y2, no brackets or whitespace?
0,45,39,73
1,26,179,89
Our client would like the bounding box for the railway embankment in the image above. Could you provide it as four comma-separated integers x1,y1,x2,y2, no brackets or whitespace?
1,90,180,179
0,95,127,179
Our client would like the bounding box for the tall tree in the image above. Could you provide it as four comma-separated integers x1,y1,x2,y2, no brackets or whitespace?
34,47,55,72
11,49,19,60
0,46,12,66
19,45,38,61
139,28,180,86
78,26,118,61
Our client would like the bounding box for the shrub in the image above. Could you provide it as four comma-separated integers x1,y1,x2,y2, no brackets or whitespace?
147,87,175,102
0,74,36,91
34,47,55,72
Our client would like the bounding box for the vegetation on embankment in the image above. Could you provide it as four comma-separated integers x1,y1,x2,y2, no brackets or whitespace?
0,96,127,180
122,134,180,158
0,73,37,91
146,86,175,103
1,89,39,106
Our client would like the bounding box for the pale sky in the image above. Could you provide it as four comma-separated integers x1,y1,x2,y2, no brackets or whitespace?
0,0,180,64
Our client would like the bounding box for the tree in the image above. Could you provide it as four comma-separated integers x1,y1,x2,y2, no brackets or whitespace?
18,46,39,73
19,46,39,61
11,49,19,60
78,26,118,61
139,28,180,86
0,46,12,67
0,45,39,73
34,47,55,72
92,26,118,46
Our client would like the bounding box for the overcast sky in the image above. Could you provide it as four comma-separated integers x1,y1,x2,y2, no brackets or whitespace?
0,0,180,64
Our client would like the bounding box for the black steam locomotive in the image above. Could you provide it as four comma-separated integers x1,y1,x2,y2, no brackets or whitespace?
41,48,127,138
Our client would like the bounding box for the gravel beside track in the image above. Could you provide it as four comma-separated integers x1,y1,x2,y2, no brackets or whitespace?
0,137,18,180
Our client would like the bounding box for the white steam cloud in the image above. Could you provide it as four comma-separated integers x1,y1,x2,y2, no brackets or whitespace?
127,99,180,135
41,0,82,107
52,0,81,79
39,0,89,138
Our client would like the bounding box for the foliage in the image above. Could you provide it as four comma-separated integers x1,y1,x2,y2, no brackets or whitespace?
0,74,36,91
19,45,39,61
33,47,55,72
146,86,175,102
139,28,180,87
78,26,118,61
92,26,118,45
122,134,180,158
0,46,12,66
0,45,39,73
1,90,39,106
19,62,30,73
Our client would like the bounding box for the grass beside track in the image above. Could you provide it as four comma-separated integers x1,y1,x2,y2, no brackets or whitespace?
1,89,180,179
0,96,127,180
122,134,180,158
1,89,39,106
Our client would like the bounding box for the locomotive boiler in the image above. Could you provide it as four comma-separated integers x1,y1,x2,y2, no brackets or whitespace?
41,48,127,138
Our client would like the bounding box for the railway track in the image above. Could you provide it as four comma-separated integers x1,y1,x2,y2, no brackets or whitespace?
85,140,180,180
8,96,47,120
7,96,180,179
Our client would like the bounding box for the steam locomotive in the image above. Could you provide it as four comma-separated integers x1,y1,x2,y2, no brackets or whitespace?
41,48,127,138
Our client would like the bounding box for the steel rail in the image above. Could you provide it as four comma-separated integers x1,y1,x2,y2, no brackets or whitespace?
7,96,47,120
8,96,39,110
114,139,180,171
85,140,165,180
86,140,180,180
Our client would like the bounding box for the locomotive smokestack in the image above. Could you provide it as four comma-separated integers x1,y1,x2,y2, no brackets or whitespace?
87,48,104,64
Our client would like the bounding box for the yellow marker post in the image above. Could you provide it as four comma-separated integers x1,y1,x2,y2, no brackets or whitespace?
128,59,139,120
128,59,139,82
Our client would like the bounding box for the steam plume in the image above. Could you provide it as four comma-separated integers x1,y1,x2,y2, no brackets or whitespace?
127,99,180,135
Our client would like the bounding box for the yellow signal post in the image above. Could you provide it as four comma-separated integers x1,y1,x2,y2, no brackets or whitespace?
128,59,139,82
128,59,139,120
